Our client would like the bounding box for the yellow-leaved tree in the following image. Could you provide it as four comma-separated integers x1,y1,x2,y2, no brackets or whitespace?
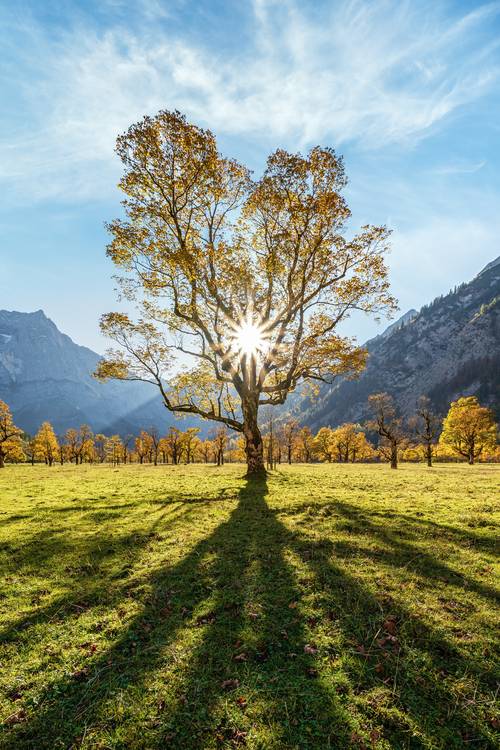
34,422,59,467
95,110,396,475
439,396,497,464
0,400,23,468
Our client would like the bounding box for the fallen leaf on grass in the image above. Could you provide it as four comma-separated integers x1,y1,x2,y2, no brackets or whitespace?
221,679,239,690
382,617,397,635
71,668,89,682
236,696,247,708
4,709,27,726
233,653,247,662
304,644,318,655
230,728,247,744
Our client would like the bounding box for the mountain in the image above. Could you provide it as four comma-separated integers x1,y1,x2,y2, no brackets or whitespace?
2,256,499,436
302,256,500,428
0,310,181,436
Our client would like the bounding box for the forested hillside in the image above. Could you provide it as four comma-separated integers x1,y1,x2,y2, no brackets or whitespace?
301,257,500,428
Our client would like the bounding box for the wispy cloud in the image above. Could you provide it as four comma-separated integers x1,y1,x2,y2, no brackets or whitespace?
1,0,499,201
432,160,487,175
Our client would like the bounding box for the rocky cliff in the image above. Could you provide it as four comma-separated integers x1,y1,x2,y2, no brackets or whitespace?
302,256,500,428
0,310,174,435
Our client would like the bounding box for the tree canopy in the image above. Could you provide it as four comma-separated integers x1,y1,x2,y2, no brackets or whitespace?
0,400,23,468
96,110,396,473
440,396,497,464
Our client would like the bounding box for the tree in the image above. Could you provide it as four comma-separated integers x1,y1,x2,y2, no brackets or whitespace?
164,427,184,465
105,435,124,465
64,425,94,464
34,422,59,467
95,110,395,475
330,422,374,462
440,396,497,464
409,396,440,467
122,434,134,464
182,427,201,464
350,431,375,462
94,433,107,463
211,426,228,466
0,401,23,468
314,426,335,462
147,427,161,465
296,426,315,463
23,434,37,466
282,419,299,464
199,439,214,464
367,393,406,469
135,431,153,464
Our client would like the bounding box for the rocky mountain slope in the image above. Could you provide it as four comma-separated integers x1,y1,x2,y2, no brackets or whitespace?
302,256,500,428
0,310,176,436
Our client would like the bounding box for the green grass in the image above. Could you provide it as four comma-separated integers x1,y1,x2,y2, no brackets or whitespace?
0,463,498,749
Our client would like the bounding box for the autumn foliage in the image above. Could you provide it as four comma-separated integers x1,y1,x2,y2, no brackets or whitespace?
95,109,396,474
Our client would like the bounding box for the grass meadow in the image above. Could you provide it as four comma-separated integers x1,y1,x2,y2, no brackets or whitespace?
0,463,498,749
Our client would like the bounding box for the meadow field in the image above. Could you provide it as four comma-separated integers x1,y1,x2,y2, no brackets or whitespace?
0,463,498,749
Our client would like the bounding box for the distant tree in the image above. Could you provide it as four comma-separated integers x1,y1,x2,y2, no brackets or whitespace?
135,431,153,464
34,422,59,467
439,396,497,464
199,439,214,464
158,436,170,464
211,426,228,466
122,434,134,464
262,410,278,470
23,434,37,466
0,401,23,469
147,427,161,466
95,110,395,475
314,426,335,462
165,427,184,465
409,396,440,467
0,404,23,467
183,428,201,464
331,422,374,462
105,435,123,465
350,430,376,462
94,434,107,463
296,426,315,463
367,393,406,469
64,425,94,465
282,419,299,465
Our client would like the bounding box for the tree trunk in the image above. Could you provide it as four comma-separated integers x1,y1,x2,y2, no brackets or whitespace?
390,442,398,469
242,398,265,475
0,449,4,469
468,453,474,465
426,444,432,467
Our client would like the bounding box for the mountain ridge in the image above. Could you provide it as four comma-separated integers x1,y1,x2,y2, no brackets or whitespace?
300,256,500,429
0,309,178,436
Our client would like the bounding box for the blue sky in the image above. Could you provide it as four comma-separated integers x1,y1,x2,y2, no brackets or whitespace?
1,0,500,352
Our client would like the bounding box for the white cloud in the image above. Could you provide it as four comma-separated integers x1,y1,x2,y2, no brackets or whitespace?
432,160,487,175
0,0,499,201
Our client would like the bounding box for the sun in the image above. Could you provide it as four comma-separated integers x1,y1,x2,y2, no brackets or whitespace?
233,321,266,356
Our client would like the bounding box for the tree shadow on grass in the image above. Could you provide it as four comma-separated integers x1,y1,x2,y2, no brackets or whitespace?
2,479,353,749
2,479,498,749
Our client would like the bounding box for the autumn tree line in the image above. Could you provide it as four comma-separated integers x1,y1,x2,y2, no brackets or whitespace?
0,393,498,470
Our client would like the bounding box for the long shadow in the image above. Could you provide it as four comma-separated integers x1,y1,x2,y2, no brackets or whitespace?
2,479,353,749
2,479,498,749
